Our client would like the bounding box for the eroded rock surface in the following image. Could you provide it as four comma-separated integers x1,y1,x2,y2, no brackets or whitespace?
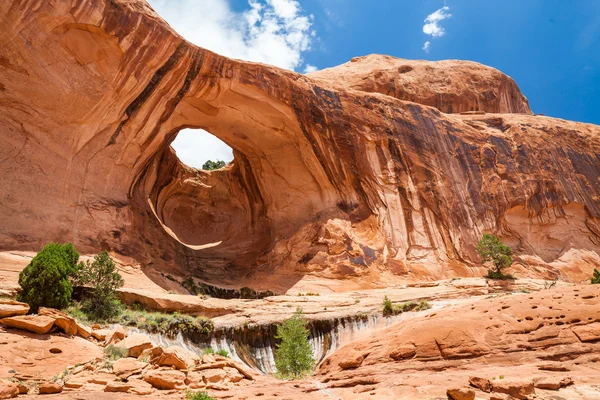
316,285,600,399
0,0,599,292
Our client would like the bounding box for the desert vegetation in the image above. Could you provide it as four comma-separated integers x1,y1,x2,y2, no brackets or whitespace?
382,296,431,316
592,269,600,284
17,242,80,312
274,308,314,379
476,234,514,279
201,159,226,170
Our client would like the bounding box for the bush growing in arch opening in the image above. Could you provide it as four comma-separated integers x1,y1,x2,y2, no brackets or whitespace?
201,159,226,170
17,243,80,312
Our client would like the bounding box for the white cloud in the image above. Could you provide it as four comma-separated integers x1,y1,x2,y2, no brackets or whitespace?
422,6,451,52
170,130,233,169
303,64,318,73
148,0,314,70
147,0,316,168
422,41,431,53
423,6,451,37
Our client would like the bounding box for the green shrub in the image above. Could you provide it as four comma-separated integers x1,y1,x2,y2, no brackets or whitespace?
592,269,600,284
73,251,124,321
383,297,431,316
104,344,128,360
119,310,213,338
186,390,214,400
17,243,80,312
477,234,513,279
216,349,229,357
382,296,394,316
274,308,314,379
486,270,514,280
201,160,226,170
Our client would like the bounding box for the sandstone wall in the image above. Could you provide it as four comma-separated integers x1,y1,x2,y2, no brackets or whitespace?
1,0,599,290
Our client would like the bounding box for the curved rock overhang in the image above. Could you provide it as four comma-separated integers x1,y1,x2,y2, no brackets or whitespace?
1,0,599,289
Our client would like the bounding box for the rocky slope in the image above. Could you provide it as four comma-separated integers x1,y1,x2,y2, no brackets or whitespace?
317,285,600,399
1,0,599,293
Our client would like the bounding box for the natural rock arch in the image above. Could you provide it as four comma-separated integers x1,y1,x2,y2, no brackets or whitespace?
1,0,599,290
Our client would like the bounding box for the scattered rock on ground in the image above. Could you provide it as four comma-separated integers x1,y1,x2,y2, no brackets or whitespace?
446,387,475,400
116,333,153,358
469,376,491,392
143,369,186,390
0,300,29,318
112,357,148,378
38,307,78,335
156,345,198,370
0,315,55,334
0,381,18,399
491,380,534,399
38,382,63,394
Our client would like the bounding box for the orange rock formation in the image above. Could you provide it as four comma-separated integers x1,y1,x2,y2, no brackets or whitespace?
1,0,599,292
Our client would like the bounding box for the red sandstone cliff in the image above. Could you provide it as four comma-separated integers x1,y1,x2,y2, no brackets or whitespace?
1,0,599,291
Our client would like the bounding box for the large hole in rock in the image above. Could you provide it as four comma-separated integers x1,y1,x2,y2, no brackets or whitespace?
170,128,233,170
148,127,252,254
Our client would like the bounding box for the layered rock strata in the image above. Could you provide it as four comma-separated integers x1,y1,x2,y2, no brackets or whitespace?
1,0,599,290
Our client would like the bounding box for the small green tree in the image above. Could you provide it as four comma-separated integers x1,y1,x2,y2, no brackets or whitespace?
274,308,314,379
476,233,513,279
382,296,394,316
17,243,80,312
201,160,226,170
592,269,600,284
74,251,124,320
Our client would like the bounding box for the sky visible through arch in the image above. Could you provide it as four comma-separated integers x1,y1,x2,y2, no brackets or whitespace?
149,0,600,169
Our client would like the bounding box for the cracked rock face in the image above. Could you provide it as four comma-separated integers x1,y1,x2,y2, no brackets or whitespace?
1,0,599,290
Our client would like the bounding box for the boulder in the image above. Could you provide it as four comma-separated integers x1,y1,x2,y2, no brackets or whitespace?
0,300,29,318
0,382,18,399
16,384,28,394
76,322,92,339
389,344,416,360
104,326,126,345
338,352,367,369
534,376,573,390
38,307,78,335
112,357,148,378
185,371,207,389
198,368,228,384
139,346,164,364
38,382,63,394
446,388,475,400
117,333,153,358
127,379,154,395
156,346,199,370
0,315,55,334
91,329,111,341
143,369,186,390
104,381,134,393
492,380,534,400
468,376,491,392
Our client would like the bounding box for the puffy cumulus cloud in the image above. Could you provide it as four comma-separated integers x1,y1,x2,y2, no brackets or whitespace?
423,6,451,37
422,6,451,52
148,0,315,70
303,64,318,73
147,0,317,168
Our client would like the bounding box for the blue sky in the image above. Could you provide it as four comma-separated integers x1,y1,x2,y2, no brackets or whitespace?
149,0,600,168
